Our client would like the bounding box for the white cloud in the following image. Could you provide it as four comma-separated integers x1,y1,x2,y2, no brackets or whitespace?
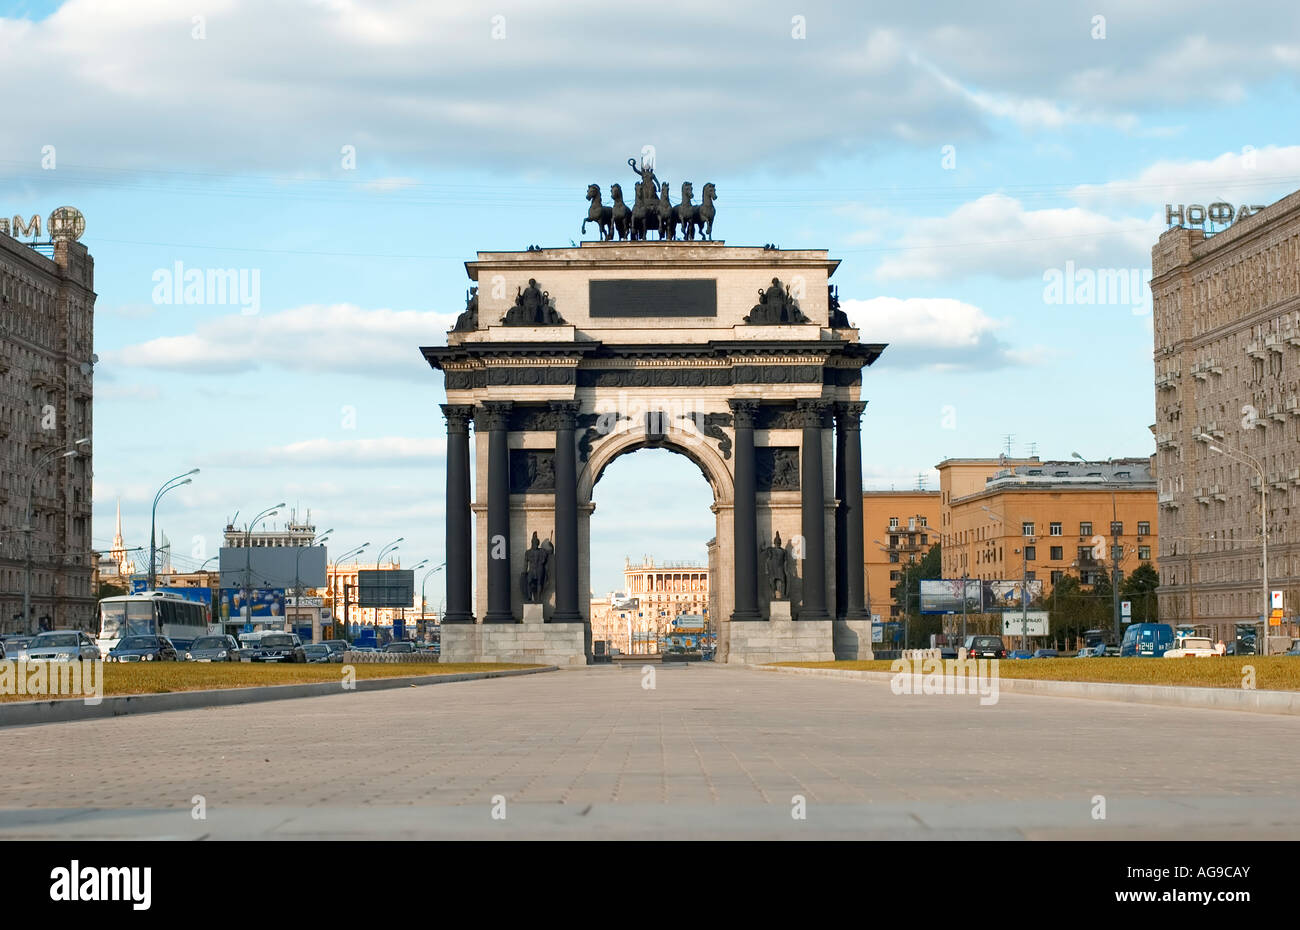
101,303,456,380
206,436,445,468
844,296,1027,370
1069,144,1300,211
871,193,1157,282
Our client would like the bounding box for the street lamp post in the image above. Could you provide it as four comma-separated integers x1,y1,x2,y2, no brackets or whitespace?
149,468,200,591
22,438,90,634
294,528,332,599
241,503,285,628
421,563,445,631
332,543,370,639
1072,453,1124,645
1202,435,1270,656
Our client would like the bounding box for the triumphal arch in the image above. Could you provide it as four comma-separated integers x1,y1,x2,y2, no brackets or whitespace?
422,177,884,666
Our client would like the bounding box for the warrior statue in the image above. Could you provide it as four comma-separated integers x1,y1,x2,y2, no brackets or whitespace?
521,531,554,603
761,531,790,600
451,286,478,332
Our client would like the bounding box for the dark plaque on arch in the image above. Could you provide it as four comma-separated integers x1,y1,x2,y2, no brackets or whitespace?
756,447,800,491
510,449,557,494
589,279,717,318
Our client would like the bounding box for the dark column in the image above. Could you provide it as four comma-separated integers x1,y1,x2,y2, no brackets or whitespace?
550,401,582,623
482,401,514,623
839,402,869,620
441,404,475,623
834,408,848,620
798,400,831,620
729,400,761,621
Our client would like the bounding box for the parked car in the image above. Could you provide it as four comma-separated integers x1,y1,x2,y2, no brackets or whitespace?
1032,648,1059,659
1008,649,1033,660
963,635,1007,659
247,632,307,663
321,639,349,656
302,643,337,663
26,630,101,662
385,641,416,654
1285,640,1300,657
1121,622,1174,657
185,634,242,662
1163,637,1224,658
108,635,178,663
2,636,31,660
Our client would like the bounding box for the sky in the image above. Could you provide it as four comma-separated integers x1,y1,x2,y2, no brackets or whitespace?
3,0,1299,600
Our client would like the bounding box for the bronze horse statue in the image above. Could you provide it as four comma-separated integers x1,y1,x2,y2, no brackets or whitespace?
610,183,631,241
583,184,613,241
681,182,717,241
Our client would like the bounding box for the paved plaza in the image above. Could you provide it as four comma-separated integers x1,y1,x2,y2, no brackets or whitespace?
3,664,1298,839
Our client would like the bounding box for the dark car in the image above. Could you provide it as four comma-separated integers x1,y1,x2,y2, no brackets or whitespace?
384,641,416,654
108,635,178,663
321,639,349,657
185,634,242,662
248,632,307,663
963,635,1007,659
302,643,338,664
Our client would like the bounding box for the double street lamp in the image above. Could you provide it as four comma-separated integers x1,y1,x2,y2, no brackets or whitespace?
332,542,370,637
22,438,90,634
240,503,285,623
1199,434,1271,656
149,469,200,590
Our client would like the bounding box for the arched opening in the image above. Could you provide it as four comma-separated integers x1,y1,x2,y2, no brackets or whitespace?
589,446,717,659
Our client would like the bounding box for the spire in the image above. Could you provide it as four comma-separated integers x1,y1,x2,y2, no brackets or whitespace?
115,497,123,539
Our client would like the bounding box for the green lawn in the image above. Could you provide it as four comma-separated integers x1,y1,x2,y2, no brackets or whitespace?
774,657,1300,691
0,661,542,702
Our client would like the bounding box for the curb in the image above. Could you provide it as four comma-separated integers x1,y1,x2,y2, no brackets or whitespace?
0,665,557,728
752,665,1300,716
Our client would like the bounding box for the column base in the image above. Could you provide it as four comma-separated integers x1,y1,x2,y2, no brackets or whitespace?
441,613,475,625
483,611,516,624
842,607,870,621
726,617,834,664
730,608,763,622
550,610,583,623
833,618,875,660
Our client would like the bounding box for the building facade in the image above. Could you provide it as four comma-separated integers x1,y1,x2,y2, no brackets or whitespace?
1152,189,1300,645
938,457,1158,623
0,222,96,633
862,490,940,620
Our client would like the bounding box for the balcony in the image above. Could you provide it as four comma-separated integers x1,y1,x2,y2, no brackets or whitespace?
1155,372,1179,390
1287,330,1300,348
1209,484,1226,502
1247,342,1266,360
1194,487,1211,505
1288,396,1300,416
1265,334,1284,353
1155,432,1176,449
1158,491,1180,509
1191,362,1209,382
1268,405,1287,423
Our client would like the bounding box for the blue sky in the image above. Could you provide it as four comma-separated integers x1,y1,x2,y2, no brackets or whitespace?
3,0,1299,599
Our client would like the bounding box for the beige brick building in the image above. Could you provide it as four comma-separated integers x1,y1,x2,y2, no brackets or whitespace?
0,223,96,633
862,490,940,620
1151,188,1300,646
590,557,710,653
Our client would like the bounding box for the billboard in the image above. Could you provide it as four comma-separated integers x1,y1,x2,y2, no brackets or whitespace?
357,569,415,608
920,579,982,614
981,580,1044,610
219,546,328,590
672,614,706,633
1001,610,1049,637
217,587,286,621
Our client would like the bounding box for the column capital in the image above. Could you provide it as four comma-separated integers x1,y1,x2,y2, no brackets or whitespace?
441,403,476,434
728,399,760,429
548,400,581,429
796,399,832,429
479,401,513,431
835,401,868,430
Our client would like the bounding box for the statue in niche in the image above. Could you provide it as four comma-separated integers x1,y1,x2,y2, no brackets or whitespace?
521,531,553,603
745,278,809,324
761,531,790,601
502,278,565,326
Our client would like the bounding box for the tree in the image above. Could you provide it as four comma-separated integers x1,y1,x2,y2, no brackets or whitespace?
1120,562,1159,623
898,544,942,648
96,579,128,601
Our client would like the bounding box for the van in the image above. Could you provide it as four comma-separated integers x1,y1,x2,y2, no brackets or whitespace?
1120,623,1174,657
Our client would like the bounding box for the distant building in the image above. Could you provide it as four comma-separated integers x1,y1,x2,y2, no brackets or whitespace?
862,490,941,620
1151,189,1300,645
593,557,710,654
0,218,96,632
223,509,316,548
96,498,136,581
937,455,1158,609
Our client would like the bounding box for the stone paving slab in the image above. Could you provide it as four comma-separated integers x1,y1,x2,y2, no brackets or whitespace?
1,664,1297,839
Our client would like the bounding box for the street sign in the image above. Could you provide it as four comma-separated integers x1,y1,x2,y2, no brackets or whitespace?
1271,590,1284,610
1121,600,1132,618
1001,611,1048,637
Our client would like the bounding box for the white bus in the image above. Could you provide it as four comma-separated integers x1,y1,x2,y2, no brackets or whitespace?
97,592,215,653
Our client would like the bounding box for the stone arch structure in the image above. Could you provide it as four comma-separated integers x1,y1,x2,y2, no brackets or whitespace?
423,241,885,665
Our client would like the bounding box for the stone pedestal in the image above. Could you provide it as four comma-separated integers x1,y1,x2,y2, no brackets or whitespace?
522,603,545,624
726,618,834,665
833,619,875,661
441,623,586,666
769,599,792,622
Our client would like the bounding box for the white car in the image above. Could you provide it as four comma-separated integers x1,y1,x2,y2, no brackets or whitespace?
1164,637,1224,658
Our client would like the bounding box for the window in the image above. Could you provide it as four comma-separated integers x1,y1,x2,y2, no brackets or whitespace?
1024,546,1036,561
1050,570,1063,585
1137,521,1150,536
889,517,899,529
1078,546,1094,562
1138,546,1151,560
889,552,899,563
919,517,928,527
1049,522,1062,536
1050,546,1063,560
1022,522,1035,537
889,535,899,548
1110,521,1123,536
1079,522,1093,536
889,571,900,581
